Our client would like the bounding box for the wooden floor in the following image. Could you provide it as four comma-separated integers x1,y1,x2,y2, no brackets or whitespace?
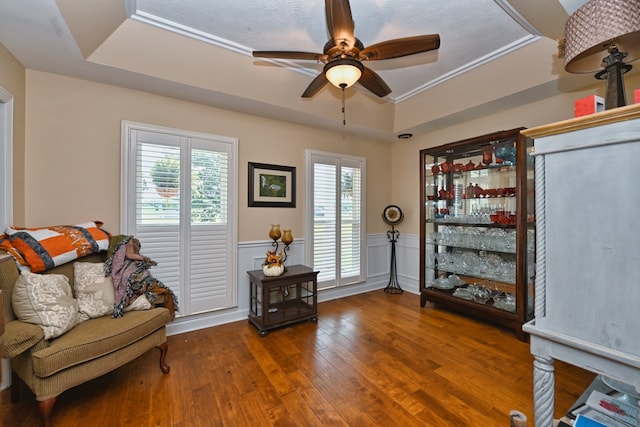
2,290,595,426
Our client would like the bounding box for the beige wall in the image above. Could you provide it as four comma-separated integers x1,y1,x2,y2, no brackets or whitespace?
0,43,26,224
10,56,640,240
23,70,392,240
391,71,640,236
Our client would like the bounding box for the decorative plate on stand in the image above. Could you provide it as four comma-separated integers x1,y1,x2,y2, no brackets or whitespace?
382,205,404,226
382,205,403,294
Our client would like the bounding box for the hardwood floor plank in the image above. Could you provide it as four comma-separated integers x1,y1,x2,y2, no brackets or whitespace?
328,334,427,417
284,369,349,427
237,390,284,426
208,366,248,426
190,383,224,426
245,334,298,380
297,351,382,425
277,390,326,427
2,290,595,426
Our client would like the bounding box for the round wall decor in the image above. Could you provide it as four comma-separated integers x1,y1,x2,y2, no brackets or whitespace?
382,205,404,226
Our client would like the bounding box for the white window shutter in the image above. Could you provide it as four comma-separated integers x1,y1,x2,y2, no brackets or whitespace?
306,150,366,289
122,122,237,317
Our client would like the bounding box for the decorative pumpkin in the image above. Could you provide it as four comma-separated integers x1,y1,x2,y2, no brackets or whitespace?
262,249,285,276
263,264,284,276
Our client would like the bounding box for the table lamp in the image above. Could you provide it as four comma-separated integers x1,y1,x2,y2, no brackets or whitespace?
559,0,640,109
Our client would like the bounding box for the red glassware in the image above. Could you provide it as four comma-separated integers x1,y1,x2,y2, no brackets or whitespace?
473,184,483,198
440,162,452,174
482,146,493,165
465,184,474,199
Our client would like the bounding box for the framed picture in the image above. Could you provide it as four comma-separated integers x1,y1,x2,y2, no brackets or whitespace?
248,162,296,208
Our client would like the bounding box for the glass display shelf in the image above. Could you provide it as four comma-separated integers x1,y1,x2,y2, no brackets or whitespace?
419,127,534,341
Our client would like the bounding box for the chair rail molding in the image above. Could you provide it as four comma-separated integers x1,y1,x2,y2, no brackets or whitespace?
167,233,419,336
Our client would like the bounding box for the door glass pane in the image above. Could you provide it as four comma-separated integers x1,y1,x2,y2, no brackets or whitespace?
191,149,228,224
137,143,180,225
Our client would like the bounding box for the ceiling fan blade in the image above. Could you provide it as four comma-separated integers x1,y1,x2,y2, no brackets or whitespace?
359,67,391,97
325,0,356,50
302,73,329,98
253,51,327,61
359,34,441,61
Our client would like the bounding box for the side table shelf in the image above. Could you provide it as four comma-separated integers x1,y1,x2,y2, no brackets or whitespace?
247,265,319,336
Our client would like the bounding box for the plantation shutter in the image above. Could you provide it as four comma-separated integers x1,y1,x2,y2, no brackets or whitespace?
313,160,337,284
340,163,362,281
123,124,237,316
306,150,365,289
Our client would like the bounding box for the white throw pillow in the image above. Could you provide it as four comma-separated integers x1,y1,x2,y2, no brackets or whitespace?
124,294,151,312
73,262,115,322
12,271,79,339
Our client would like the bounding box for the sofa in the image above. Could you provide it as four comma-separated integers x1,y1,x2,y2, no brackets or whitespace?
0,250,172,427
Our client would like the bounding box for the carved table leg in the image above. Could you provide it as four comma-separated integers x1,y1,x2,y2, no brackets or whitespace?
157,342,170,374
533,355,555,427
38,396,57,427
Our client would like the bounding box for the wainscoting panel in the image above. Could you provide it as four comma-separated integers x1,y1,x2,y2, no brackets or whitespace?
367,233,389,279
167,234,419,336
395,233,420,294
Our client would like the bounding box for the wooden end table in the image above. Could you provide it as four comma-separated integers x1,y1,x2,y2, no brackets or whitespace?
247,265,318,336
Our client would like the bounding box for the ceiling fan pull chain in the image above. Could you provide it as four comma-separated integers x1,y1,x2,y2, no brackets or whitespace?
342,86,346,126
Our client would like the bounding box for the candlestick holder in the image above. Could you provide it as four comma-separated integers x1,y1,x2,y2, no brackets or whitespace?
263,225,293,276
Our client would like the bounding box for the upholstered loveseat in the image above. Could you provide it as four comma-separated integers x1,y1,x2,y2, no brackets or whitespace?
0,250,172,427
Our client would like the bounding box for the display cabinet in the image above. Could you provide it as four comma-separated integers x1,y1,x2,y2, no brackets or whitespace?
247,265,318,336
419,128,534,340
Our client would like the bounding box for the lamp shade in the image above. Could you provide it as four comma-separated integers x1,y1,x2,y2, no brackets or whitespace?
324,58,364,88
564,0,640,73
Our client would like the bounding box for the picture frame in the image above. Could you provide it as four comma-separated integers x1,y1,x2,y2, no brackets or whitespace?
248,162,296,208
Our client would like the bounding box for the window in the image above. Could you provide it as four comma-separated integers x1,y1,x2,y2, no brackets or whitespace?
305,150,365,289
122,122,237,316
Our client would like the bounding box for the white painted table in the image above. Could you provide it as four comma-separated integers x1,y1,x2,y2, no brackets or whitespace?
522,104,640,427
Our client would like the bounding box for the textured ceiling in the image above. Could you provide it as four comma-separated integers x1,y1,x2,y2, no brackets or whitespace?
0,0,601,141
133,0,535,101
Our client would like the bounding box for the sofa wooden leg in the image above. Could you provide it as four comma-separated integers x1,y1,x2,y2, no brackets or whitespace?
10,371,19,403
38,396,57,427
157,342,170,374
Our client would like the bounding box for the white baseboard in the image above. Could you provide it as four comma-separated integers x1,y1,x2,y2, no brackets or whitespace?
167,233,420,336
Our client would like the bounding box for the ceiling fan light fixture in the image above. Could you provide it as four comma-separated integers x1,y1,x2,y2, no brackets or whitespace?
324,58,364,89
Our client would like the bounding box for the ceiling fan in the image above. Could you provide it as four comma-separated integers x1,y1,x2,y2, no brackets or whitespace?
252,0,441,98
